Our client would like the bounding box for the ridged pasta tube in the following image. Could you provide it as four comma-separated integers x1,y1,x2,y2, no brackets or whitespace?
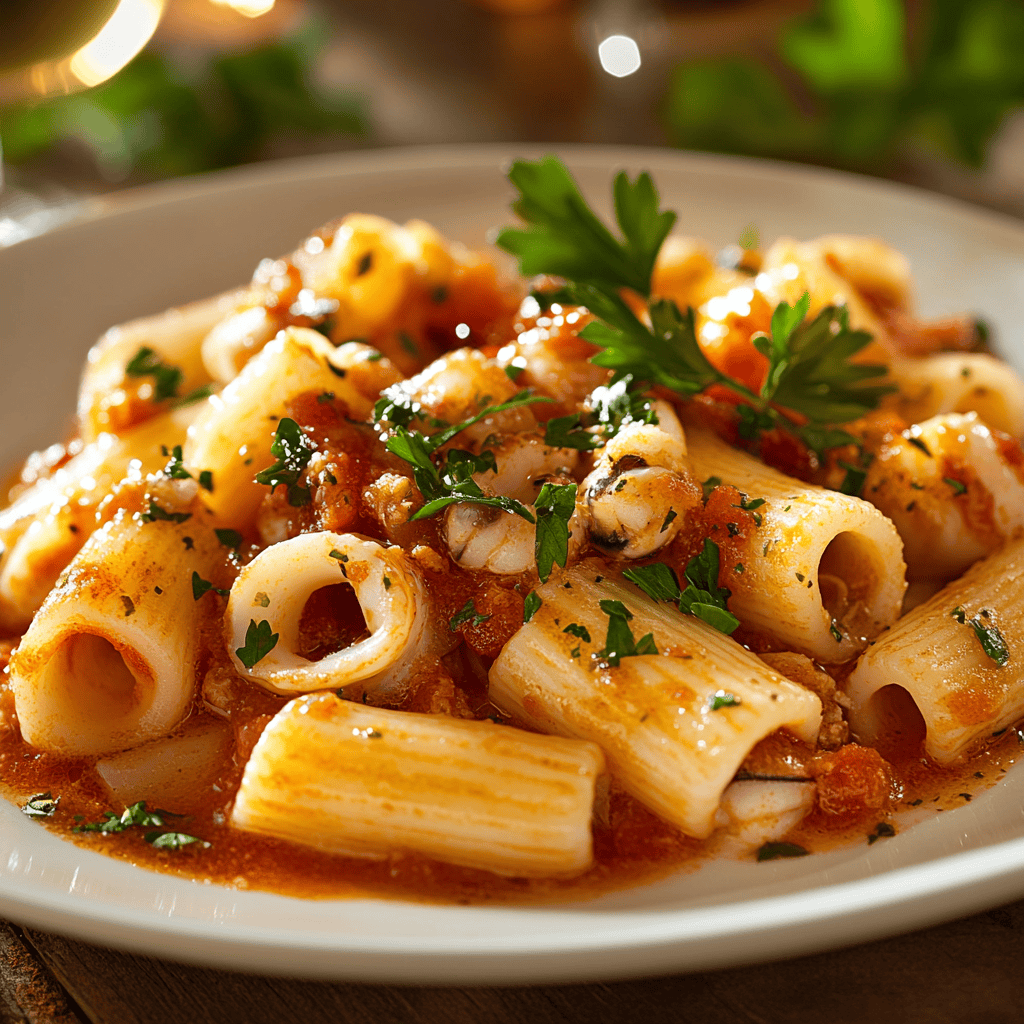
8,501,221,756
225,531,430,695
845,537,1024,763
78,290,239,440
488,565,822,838
0,408,196,631
862,412,1024,582
184,329,400,522
231,692,605,877
887,354,1024,438
685,427,906,662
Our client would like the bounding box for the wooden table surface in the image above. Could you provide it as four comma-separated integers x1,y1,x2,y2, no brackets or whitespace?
3,898,1024,1024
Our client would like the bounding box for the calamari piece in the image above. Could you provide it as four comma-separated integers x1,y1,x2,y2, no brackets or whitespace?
225,531,429,695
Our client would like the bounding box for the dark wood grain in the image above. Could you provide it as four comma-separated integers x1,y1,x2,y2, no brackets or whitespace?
3,901,1024,1024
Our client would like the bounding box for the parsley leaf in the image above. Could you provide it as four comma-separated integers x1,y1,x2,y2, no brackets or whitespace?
191,571,229,601
595,599,658,667
124,346,183,402
450,599,491,631
563,623,592,643
523,591,542,623
255,417,315,507
161,444,192,480
623,539,740,635
145,831,208,849
236,619,279,669
710,691,742,710
951,606,1009,666
534,482,577,583
756,841,809,861
215,528,243,549
138,501,192,525
496,156,676,297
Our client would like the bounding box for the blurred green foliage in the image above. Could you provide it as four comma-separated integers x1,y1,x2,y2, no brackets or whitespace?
0,20,367,179
664,0,1024,170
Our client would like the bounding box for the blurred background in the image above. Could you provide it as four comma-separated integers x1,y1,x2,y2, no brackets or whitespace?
3,0,1024,245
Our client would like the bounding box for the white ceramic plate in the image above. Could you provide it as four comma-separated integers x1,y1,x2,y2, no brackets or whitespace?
2,146,1024,985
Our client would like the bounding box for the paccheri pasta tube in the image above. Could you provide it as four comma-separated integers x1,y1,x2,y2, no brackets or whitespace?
9,492,221,755
845,537,1024,763
683,427,907,662
231,692,605,877
488,564,822,839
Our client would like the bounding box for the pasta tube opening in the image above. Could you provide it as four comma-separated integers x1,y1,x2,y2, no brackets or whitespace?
225,531,430,695
41,633,144,721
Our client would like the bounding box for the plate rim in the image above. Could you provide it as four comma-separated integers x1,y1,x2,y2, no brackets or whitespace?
3,143,1024,984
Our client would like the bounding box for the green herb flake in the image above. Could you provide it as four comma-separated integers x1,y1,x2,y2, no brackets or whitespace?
255,417,315,506
756,842,809,862
830,622,843,643
595,599,657,667
710,691,741,710
162,444,192,480
22,792,59,818
198,470,214,492
317,391,335,404
660,509,678,533
951,606,1009,666
254,592,270,608
701,476,722,502
145,831,208,850
450,599,491,631
383,576,392,590
236,619,280,669
867,821,896,845
192,572,229,601
503,363,525,382
523,591,542,623
139,501,192,525
906,435,932,457
124,346,183,403
944,477,967,496
215,528,243,549
563,623,592,643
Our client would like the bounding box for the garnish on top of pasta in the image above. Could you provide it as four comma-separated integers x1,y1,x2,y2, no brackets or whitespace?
2,157,1023,900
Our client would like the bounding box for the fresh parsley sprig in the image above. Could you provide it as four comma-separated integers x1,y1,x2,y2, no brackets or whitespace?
623,539,740,635
543,375,658,451
255,418,316,507
498,156,894,456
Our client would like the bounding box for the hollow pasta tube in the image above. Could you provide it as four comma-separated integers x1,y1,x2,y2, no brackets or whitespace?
488,565,822,839
224,531,429,696
684,427,906,662
231,692,605,877
8,502,221,756
844,537,1024,764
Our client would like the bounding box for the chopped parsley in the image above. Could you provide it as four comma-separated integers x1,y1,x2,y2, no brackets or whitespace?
701,476,722,503
198,470,214,492
192,572,229,600
215,528,243,549
450,599,490,631
161,444,191,480
381,391,548,526
623,539,740,635
497,157,894,456
867,821,896,845
255,417,315,507
563,623,592,643
944,477,967,496
504,363,525,382
236,619,279,669
138,501,192,525
710,691,741,710
124,346,183,402
22,792,59,818
534,481,577,583
660,508,678,533
544,376,658,451
523,591,542,623
73,801,208,849
951,606,1009,666
756,841,809,861
595,599,657,667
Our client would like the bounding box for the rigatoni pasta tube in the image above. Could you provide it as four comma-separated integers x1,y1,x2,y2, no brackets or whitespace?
684,427,906,662
184,329,400,523
225,531,430,695
845,538,1024,764
231,692,605,877
8,498,221,756
488,566,822,839
78,289,240,440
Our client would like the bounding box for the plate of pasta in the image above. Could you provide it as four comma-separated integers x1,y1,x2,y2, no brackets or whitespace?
2,145,1024,983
